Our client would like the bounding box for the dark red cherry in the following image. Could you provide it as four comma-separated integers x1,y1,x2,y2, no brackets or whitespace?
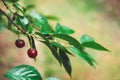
27,48,37,58
15,39,25,48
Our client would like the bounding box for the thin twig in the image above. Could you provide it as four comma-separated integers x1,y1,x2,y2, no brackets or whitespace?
0,0,43,42
1,0,14,13
12,12,16,20
0,9,29,36
2,0,8,9
0,9,43,42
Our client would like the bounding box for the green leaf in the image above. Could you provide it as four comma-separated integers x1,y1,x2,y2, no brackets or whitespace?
80,34,109,51
13,2,26,13
68,46,95,67
45,77,61,80
81,42,109,51
41,23,54,34
80,34,94,43
5,65,42,80
33,19,42,29
52,34,83,51
45,15,59,21
55,23,74,34
27,24,33,33
26,4,35,10
42,41,62,65
36,35,62,64
18,17,28,30
19,17,28,26
29,13,44,29
13,2,20,7
59,48,72,76
29,11,54,34
5,0,19,3
16,15,28,31
35,32,49,42
26,12,42,30
29,11,42,20
50,42,74,56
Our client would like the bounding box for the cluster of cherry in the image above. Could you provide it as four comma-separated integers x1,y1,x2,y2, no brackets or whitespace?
15,39,37,59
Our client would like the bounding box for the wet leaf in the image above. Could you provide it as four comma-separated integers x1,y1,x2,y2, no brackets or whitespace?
52,34,83,51
80,34,94,43
50,42,74,56
68,46,95,67
29,11,54,34
5,0,19,3
5,65,42,80
80,34,109,51
13,2,26,13
16,15,28,31
45,77,61,80
55,23,74,34
46,15,59,21
59,48,72,76
42,41,62,65
81,42,109,51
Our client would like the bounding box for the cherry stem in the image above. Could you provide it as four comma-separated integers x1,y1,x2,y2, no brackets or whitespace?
0,8,44,42
0,9,29,36
0,0,44,42
1,0,27,36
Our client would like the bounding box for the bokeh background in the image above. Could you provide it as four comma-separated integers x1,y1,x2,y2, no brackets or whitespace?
0,0,120,80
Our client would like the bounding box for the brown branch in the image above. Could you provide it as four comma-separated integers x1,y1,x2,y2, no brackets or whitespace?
2,0,9,9
0,0,43,41
0,9,43,42
12,12,17,21
0,9,29,36
2,0,14,13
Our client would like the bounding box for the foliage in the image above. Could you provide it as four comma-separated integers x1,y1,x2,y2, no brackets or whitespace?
0,0,109,79
5,65,42,80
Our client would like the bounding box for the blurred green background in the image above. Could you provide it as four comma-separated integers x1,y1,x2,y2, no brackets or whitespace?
0,0,120,80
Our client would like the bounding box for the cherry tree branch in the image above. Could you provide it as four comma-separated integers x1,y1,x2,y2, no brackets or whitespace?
2,0,9,9
0,0,44,42
0,9,44,42
0,9,29,36
2,0,14,13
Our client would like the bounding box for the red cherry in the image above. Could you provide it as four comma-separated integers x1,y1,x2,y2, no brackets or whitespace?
27,48,38,58
15,39,25,48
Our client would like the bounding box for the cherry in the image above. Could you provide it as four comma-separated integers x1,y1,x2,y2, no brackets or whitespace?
27,48,38,58
15,39,25,48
